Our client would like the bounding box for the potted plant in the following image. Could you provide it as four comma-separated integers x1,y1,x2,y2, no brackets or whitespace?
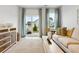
33,24,38,32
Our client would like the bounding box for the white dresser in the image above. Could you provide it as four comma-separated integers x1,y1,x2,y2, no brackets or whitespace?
0,28,16,52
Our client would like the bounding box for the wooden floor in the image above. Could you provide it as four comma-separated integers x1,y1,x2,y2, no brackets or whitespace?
5,37,44,53
5,36,63,53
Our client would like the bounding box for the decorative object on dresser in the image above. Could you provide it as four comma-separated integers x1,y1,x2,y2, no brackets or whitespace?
0,28,16,53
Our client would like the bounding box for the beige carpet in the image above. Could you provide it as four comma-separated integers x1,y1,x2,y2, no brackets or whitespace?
5,37,44,53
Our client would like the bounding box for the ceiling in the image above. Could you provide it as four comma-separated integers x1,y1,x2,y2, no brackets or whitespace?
18,5,61,8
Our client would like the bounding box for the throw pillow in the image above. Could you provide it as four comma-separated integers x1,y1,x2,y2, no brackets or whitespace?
67,28,74,38
61,27,67,36
71,28,79,40
56,27,61,35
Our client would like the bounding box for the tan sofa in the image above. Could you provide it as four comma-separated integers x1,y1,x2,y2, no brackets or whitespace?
52,28,79,53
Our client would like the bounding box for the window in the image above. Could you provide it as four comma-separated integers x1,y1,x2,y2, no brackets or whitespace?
47,9,58,30
26,16,39,26
25,15,39,34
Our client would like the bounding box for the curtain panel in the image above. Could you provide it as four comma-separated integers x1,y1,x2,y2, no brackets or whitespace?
39,8,42,37
19,7,26,37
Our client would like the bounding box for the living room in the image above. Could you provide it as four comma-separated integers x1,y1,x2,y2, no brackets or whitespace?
0,5,79,53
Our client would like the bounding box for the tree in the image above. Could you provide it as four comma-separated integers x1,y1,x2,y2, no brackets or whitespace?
33,24,38,32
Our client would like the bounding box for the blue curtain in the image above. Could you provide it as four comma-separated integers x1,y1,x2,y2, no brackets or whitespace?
21,8,26,37
45,8,49,35
46,8,61,30
55,8,61,29
39,8,42,38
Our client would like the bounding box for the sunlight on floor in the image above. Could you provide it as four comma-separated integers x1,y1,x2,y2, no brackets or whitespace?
5,37,44,53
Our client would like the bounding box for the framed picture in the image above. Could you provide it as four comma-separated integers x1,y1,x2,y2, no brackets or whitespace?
77,9,79,24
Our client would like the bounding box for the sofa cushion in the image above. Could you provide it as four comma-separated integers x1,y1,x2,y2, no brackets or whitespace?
71,28,79,40
57,37,79,47
53,34,65,40
68,44,79,53
57,37,70,47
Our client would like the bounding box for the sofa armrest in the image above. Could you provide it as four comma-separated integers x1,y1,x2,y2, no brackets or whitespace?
67,42,79,47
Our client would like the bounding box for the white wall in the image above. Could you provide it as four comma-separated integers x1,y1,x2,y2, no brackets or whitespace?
61,5,79,29
42,8,46,35
25,9,39,16
0,5,18,31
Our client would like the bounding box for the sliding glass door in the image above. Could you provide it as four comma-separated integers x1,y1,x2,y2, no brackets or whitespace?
47,8,59,31
25,9,40,37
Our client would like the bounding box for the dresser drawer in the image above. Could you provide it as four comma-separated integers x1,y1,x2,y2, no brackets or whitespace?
0,33,10,39
0,42,10,52
0,37,10,46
